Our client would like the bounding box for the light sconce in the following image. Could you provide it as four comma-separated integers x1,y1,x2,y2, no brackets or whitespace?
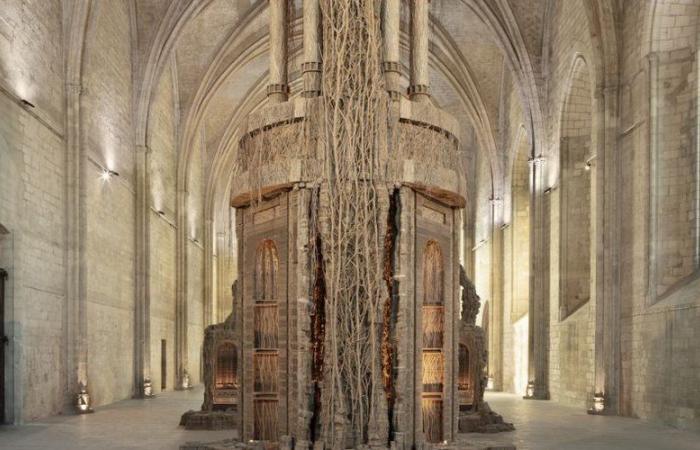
182,370,192,390
588,392,605,415
471,239,488,252
144,377,155,398
75,383,93,414
100,169,119,181
584,155,597,171
524,381,535,399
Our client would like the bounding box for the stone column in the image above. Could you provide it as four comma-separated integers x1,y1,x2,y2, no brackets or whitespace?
590,85,620,414
489,198,504,391
409,0,430,102
302,0,321,97
268,0,289,103
175,189,188,389
383,0,401,99
203,217,214,327
65,79,90,409
525,156,550,400
134,144,152,397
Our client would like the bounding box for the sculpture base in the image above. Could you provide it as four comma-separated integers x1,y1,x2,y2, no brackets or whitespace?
180,439,512,450
458,402,515,434
180,409,237,430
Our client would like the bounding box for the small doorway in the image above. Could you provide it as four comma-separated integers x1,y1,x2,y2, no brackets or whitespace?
1,268,6,423
161,339,167,390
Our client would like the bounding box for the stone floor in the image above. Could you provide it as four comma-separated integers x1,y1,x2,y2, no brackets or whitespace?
460,392,700,450
0,388,698,449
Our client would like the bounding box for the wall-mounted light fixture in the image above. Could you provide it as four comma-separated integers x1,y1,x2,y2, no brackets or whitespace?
143,377,155,398
20,99,35,108
100,169,119,181
472,239,488,252
75,383,93,414
588,392,605,415
584,154,597,171
182,370,193,390
524,381,535,399
157,210,166,216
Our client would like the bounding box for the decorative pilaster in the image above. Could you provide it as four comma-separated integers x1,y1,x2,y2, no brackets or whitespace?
489,197,504,391
409,0,430,102
383,0,401,99
134,144,152,398
590,85,620,414
525,156,550,400
302,0,321,97
203,218,214,327
65,79,91,412
175,188,189,390
268,0,289,103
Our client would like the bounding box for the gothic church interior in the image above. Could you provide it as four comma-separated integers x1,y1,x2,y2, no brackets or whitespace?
0,0,699,449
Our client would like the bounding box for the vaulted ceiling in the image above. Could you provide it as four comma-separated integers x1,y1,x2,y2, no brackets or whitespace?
132,0,549,221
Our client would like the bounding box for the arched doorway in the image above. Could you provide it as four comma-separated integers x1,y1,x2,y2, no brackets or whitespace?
0,224,9,423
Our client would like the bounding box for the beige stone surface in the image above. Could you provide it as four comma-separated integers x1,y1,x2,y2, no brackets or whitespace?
0,0,698,438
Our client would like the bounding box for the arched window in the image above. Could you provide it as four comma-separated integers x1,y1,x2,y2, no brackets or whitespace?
559,57,593,319
421,239,444,443
458,344,470,392
215,342,238,389
648,3,700,301
255,239,279,302
422,240,445,349
510,131,530,321
253,239,280,441
254,240,279,349
423,240,444,306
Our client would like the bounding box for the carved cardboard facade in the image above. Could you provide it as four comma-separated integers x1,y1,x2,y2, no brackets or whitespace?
184,96,511,447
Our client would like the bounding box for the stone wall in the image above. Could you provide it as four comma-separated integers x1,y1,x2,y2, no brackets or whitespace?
617,0,700,429
148,56,178,393
541,0,596,409
0,96,66,421
83,0,136,408
0,0,66,423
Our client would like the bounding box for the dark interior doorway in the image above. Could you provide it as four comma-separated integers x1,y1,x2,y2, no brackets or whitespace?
161,339,167,390
1,268,7,423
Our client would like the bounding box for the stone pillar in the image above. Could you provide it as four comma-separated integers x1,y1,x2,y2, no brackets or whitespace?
268,0,289,103
489,198,504,391
65,80,90,409
134,144,152,397
409,0,430,102
383,0,401,99
175,189,189,389
302,0,321,97
590,85,620,414
525,156,550,400
203,217,214,327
